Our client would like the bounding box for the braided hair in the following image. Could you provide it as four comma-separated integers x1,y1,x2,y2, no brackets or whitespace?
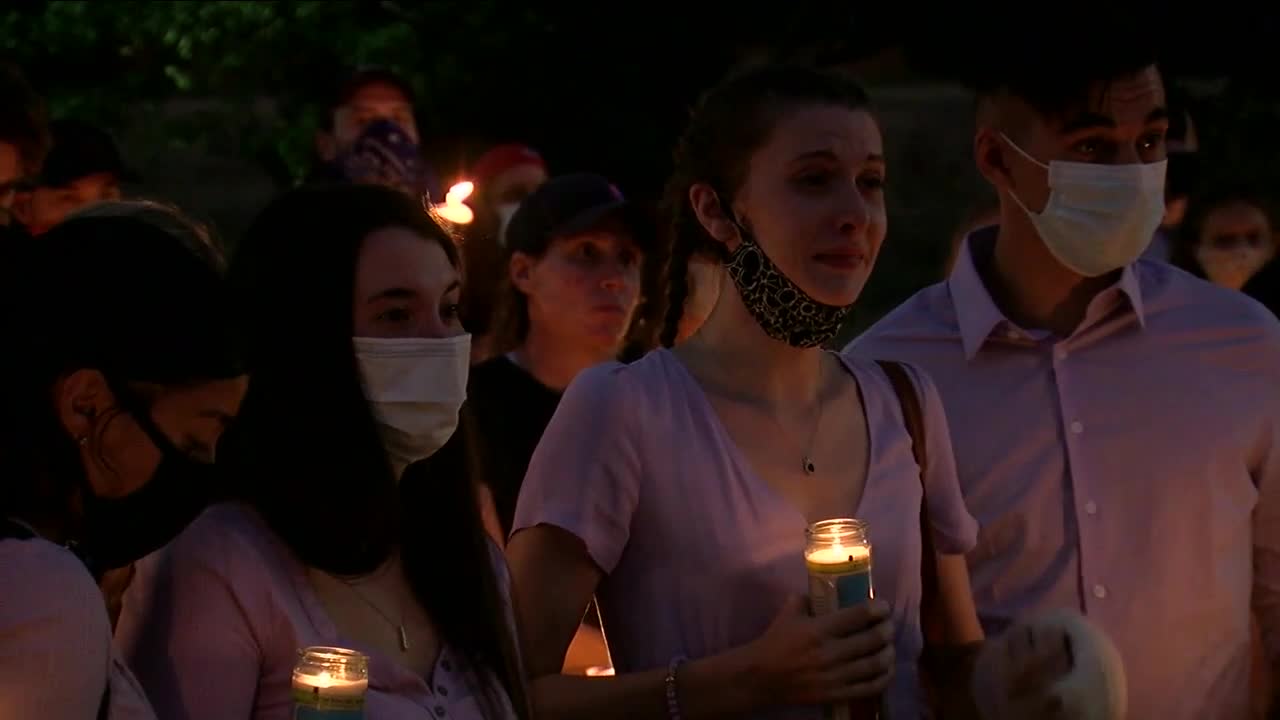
657,64,872,347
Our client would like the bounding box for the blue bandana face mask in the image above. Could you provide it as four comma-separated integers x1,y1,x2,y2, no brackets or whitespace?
336,118,439,198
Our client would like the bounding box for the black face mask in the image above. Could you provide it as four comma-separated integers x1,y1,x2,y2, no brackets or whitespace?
723,211,855,349
73,381,213,576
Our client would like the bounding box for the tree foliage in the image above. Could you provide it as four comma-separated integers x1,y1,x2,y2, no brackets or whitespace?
0,1,551,181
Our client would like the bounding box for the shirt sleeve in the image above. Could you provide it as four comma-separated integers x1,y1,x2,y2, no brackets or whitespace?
902,362,979,556
114,518,263,720
0,541,112,720
510,362,644,575
1250,323,1280,669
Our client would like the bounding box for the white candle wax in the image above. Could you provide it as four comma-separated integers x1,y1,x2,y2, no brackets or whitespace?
805,544,871,566
292,670,369,699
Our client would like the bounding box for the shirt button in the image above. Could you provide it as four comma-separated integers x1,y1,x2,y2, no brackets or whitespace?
1070,421,1085,435
1085,501,1098,515
1093,584,1108,599
438,685,449,697
436,706,447,716
441,660,452,671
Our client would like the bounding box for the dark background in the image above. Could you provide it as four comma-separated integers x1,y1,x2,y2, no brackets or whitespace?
5,1,1278,331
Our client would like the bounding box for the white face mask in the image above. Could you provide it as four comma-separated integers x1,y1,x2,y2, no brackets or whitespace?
495,202,521,247
1002,134,1167,277
353,334,471,478
1196,245,1273,291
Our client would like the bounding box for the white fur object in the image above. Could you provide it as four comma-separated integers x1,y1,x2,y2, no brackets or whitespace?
971,609,1127,720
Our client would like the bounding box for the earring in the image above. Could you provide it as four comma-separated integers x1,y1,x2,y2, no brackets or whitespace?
77,436,88,446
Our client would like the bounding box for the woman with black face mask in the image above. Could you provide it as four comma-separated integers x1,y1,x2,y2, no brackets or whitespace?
0,205,247,720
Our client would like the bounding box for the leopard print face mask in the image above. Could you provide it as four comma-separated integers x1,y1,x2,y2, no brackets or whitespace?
724,219,854,348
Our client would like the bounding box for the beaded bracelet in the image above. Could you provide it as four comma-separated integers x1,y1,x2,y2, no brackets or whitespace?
665,655,688,720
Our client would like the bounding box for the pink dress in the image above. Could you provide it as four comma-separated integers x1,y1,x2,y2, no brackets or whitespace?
0,535,156,720
512,349,978,719
114,503,519,720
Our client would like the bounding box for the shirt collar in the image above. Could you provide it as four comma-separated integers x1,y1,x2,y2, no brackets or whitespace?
948,226,1147,360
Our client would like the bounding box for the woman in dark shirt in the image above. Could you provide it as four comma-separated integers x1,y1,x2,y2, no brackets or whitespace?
468,172,651,537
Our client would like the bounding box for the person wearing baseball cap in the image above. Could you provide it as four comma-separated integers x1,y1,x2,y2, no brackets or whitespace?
13,119,138,236
465,172,649,532
453,171,649,676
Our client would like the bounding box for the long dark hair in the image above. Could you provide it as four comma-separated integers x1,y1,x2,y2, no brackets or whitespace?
657,64,872,347
0,205,241,529
222,184,527,718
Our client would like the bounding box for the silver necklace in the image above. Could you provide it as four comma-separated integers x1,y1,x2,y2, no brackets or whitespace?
338,576,410,652
801,359,827,476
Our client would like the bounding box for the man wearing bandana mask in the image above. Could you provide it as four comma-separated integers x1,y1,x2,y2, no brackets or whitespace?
853,33,1280,720
309,68,442,200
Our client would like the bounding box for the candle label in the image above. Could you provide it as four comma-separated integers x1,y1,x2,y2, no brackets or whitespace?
808,568,873,616
292,687,364,720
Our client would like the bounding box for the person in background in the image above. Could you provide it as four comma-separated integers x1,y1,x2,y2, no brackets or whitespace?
0,206,247,719
309,67,442,199
1171,184,1276,291
116,185,527,720
0,62,48,227
462,143,549,363
469,172,648,538
506,64,996,719
851,32,1280,719
12,119,136,236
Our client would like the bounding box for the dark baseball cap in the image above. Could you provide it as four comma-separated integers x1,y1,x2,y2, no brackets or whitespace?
505,173,649,255
35,119,140,189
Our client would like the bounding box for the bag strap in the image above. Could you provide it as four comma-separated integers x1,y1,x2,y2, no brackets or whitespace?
875,361,942,642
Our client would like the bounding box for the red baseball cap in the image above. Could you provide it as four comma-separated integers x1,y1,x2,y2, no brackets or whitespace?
471,143,546,185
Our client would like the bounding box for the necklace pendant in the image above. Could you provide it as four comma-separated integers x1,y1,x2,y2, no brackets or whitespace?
802,456,816,475
398,625,410,652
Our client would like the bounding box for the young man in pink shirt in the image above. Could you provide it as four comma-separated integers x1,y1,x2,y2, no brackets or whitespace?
851,33,1280,719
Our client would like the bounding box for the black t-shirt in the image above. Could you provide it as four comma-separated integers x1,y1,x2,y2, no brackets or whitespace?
467,355,563,536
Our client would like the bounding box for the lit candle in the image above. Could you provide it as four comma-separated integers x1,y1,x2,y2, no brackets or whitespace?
292,670,369,698
804,519,874,614
292,646,369,718
432,180,476,225
804,519,878,720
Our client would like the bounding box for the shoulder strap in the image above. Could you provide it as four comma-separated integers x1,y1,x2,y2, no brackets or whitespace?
0,517,35,541
874,361,942,642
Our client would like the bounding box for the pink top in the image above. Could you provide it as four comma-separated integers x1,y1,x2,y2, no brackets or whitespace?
851,228,1280,719
511,349,978,719
114,503,518,720
0,535,156,720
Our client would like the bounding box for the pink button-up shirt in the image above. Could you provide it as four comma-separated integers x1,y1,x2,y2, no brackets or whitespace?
850,228,1280,720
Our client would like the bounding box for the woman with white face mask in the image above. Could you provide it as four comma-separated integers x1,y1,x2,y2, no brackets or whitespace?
115,185,528,720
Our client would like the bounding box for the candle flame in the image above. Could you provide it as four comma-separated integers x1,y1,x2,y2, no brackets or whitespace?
446,181,474,205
